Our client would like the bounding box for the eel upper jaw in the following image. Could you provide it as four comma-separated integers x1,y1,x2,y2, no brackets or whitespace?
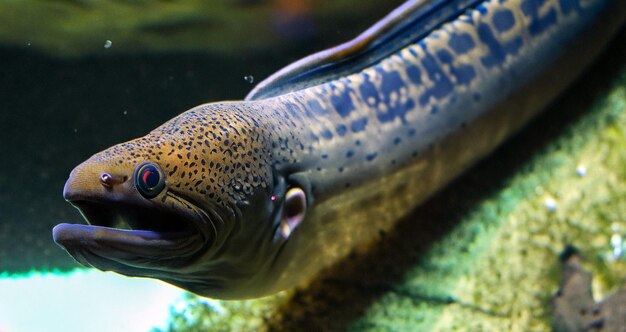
54,189,210,274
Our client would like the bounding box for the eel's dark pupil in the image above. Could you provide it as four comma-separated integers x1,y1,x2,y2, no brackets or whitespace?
143,168,160,189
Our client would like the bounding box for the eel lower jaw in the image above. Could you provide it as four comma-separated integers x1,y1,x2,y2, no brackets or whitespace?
53,198,209,273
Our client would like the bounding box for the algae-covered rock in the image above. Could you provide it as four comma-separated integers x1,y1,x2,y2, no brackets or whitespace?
0,0,403,57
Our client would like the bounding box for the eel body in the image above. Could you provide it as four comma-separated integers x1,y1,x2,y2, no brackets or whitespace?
53,0,626,299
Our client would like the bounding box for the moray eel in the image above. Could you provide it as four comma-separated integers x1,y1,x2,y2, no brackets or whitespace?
53,0,626,299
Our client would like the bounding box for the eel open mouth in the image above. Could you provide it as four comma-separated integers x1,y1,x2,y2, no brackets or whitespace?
53,197,207,274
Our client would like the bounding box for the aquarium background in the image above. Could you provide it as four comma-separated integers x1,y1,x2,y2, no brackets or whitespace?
0,1,625,331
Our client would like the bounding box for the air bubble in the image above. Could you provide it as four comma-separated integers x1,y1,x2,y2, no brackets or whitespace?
104,40,112,49
244,75,254,84
611,234,623,258
544,197,557,212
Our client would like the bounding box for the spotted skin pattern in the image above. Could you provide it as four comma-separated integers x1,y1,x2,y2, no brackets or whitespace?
58,0,625,299
94,104,275,212
257,0,621,201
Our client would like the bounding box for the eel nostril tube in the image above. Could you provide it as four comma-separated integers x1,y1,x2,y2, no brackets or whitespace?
100,173,127,188
100,173,114,188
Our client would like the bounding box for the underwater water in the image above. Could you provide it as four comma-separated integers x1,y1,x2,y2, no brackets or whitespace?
0,0,625,331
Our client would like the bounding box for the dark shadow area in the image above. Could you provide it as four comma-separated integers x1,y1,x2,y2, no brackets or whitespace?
265,27,626,331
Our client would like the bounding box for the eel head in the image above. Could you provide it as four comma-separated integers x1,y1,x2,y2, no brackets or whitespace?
53,103,308,299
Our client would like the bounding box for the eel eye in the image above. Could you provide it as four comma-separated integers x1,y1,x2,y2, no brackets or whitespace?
134,162,165,199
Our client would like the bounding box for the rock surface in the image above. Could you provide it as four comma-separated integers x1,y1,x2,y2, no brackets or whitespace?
553,246,626,332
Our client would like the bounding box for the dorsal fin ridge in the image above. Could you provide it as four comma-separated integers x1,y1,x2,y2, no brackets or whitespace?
246,0,482,101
